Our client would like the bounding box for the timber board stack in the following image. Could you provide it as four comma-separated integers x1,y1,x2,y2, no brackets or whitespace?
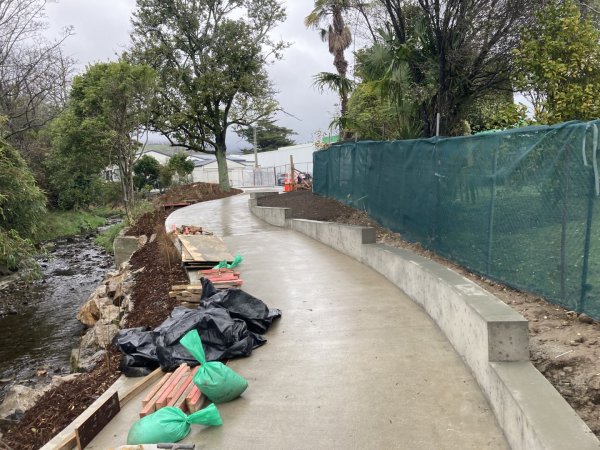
139,364,205,417
170,269,244,308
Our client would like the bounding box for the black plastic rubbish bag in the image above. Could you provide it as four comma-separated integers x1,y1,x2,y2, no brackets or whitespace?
200,278,282,334
114,306,266,374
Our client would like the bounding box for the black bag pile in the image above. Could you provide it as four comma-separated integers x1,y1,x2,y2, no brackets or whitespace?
114,279,282,376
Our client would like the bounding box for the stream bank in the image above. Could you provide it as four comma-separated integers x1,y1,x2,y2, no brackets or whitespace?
0,228,114,407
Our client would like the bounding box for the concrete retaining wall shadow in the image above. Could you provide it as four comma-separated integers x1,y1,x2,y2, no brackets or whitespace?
249,194,600,450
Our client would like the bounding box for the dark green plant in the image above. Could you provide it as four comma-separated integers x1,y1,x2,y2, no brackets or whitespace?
134,155,161,190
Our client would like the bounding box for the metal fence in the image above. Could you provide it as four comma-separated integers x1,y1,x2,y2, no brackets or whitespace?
314,120,600,319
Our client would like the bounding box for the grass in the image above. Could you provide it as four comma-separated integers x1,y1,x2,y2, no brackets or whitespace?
35,208,123,243
95,222,126,253
94,200,154,253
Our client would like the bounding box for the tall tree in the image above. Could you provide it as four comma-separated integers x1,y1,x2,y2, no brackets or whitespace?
378,0,537,136
236,117,296,152
0,0,73,144
49,62,156,219
514,0,600,123
129,0,286,191
168,152,195,183
305,1,355,133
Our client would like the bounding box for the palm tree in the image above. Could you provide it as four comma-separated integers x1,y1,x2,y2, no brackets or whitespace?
305,1,355,132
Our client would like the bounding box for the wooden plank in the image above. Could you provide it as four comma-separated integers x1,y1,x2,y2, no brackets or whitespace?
54,369,163,449
120,367,164,407
186,385,204,413
140,366,186,417
166,367,191,404
173,382,195,413
142,372,171,407
75,392,120,450
167,367,197,407
155,365,188,410
178,235,234,263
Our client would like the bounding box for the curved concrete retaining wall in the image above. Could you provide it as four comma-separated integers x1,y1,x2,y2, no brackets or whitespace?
250,194,600,450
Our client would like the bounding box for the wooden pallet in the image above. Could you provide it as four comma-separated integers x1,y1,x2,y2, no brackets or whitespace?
178,235,234,265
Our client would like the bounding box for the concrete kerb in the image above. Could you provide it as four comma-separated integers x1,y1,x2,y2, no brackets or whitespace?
248,196,600,450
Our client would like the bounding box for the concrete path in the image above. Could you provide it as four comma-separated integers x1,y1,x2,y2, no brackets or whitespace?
91,192,509,449
165,193,508,449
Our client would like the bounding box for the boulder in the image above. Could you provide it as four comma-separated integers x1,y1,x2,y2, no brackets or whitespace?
70,347,105,373
94,319,119,348
77,296,100,327
0,385,49,419
99,303,121,325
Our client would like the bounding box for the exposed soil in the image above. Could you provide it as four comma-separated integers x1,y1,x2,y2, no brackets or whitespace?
259,190,600,438
1,183,239,450
155,182,242,205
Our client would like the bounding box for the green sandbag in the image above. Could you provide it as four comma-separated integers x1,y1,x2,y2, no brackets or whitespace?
180,329,248,403
127,404,222,444
213,254,243,269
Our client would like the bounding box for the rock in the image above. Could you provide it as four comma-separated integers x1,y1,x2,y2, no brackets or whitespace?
51,373,80,387
0,385,49,419
138,235,148,247
149,233,157,243
94,320,119,347
112,282,124,306
589,374,600,390
98,304,121,324
578,313,595,324
95,284,108,298
77,296,101,327
70,347,105,373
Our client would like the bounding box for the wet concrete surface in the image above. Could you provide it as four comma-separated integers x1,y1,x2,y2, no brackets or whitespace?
92,193,509,449
0,230,114,399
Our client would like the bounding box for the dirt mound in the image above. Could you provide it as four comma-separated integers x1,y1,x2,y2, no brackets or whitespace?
259,190,600,438
156,182,242,204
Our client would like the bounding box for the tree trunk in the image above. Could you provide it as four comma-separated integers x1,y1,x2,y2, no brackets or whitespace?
215,137,231,191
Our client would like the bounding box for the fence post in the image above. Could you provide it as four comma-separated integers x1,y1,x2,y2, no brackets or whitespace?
560,144,571,302
486,148,498,274
579,169,595,313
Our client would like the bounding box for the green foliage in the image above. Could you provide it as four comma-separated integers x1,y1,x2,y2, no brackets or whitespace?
168,153,194,182
514,0,600,123
305,1,355,131
95,221,126,253
374,1,536,136
134,155,161,190
0,140,47,237
34,210,108,243
0,229,38,277
237,117,296,152
346,82,419,140
468,100,529,133
129,0,286,190
48,61,156,218
158,165,174,191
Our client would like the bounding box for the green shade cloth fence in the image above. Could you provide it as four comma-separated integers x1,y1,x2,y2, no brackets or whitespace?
313,120,600,319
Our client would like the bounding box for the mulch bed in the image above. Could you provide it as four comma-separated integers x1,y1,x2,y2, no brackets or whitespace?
156,182,242,205
1,183,240,449
258,190,355,221
1,350,122,450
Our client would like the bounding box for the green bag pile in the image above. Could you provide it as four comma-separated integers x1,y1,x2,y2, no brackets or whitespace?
127,404,222,444
180,329,248,403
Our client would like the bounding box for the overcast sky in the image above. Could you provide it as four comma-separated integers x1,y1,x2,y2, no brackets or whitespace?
44,0,342,149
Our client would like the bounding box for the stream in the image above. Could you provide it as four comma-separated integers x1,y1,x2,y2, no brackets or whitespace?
0,226,115,400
